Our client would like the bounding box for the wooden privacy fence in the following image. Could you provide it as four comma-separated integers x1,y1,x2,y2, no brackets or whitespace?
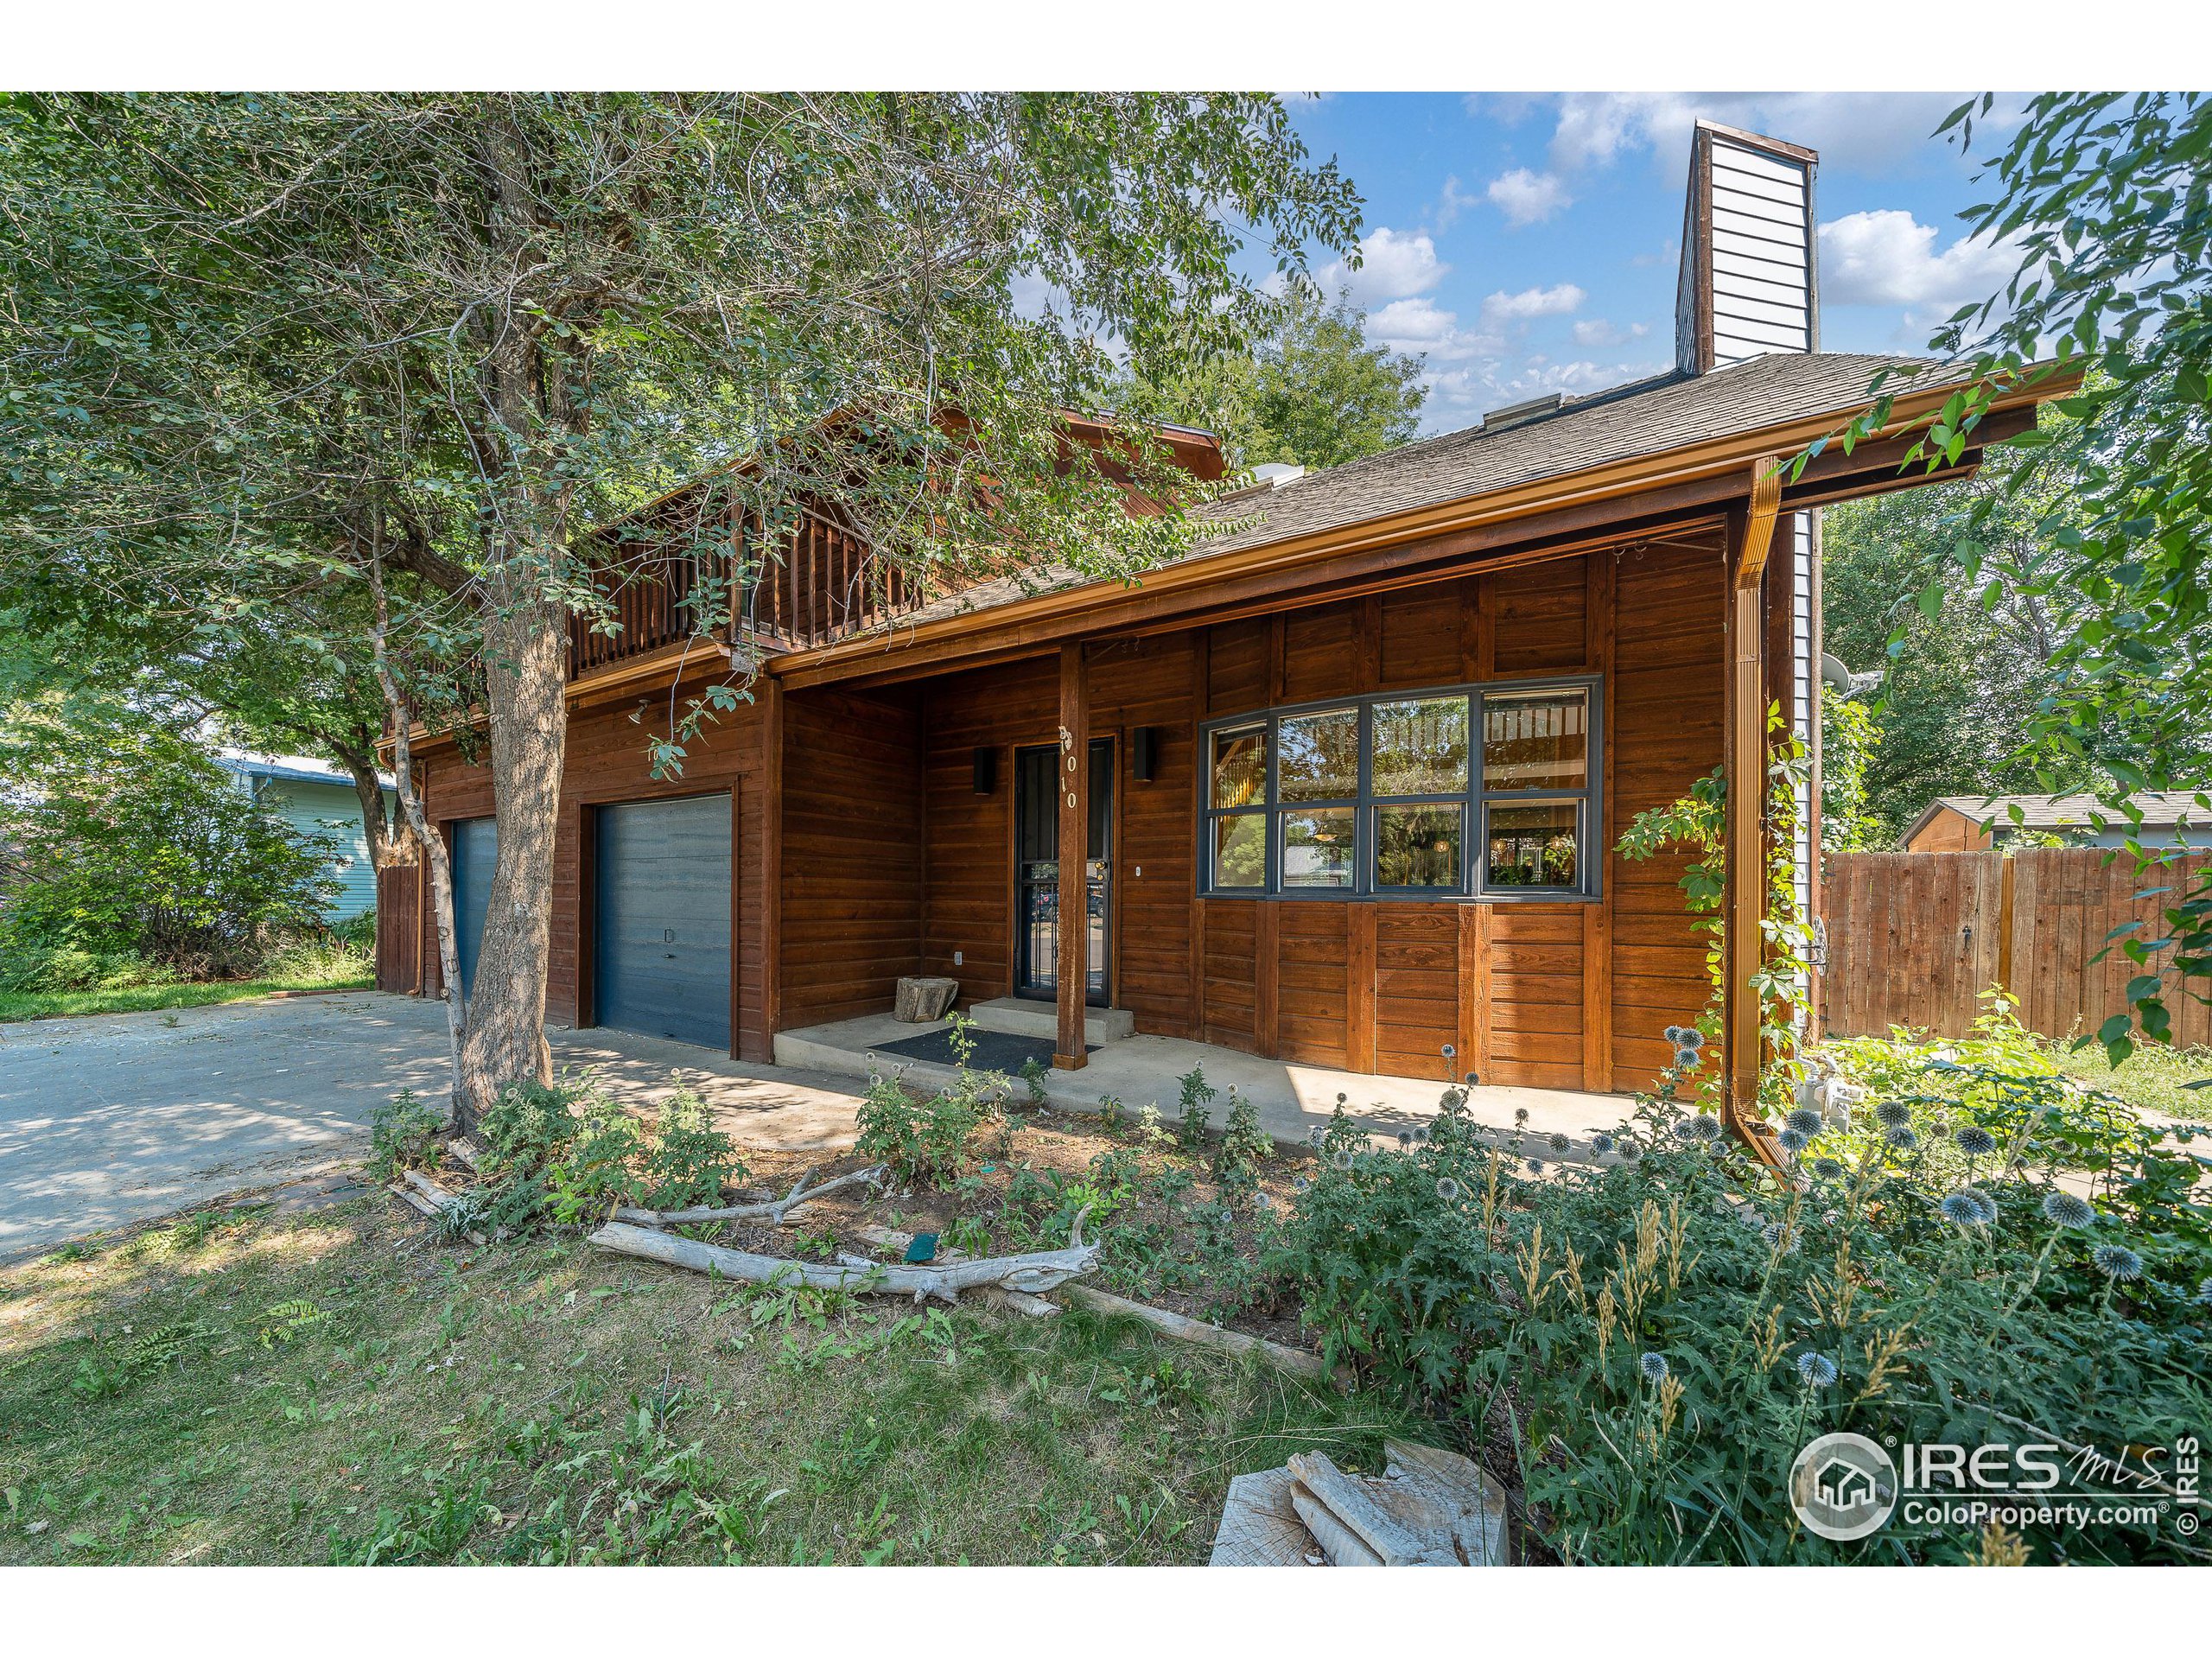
1821,848,2212,1045
374,859,423,995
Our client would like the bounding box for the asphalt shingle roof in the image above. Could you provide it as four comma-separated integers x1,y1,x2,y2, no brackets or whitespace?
892,351,1930,631
1926,792,2212,831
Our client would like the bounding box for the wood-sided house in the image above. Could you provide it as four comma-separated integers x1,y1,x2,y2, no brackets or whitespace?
378,123,2065,1131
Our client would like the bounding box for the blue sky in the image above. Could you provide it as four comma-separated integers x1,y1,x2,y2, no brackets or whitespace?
1279,93,2021,433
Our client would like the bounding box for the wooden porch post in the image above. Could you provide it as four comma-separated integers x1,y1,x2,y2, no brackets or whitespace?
1054,642,1090,1070
1724,461,1782,1141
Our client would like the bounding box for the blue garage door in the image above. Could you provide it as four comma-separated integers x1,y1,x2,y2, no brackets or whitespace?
594,793,731,1050
451,817,498,998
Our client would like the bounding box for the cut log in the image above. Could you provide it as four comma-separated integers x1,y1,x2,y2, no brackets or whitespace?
1287,1452,1459,1566
1383,1440,1510,1566
1282,1446,1510,1567
1056,1282,1333,1382
611,1164,887,1230
1289,1486,1383,1567
894,976,960,1022
587,1208,1097,1306
1210,1467,1321,1567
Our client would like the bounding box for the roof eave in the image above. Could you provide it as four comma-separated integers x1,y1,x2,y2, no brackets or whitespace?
768,361,2077,683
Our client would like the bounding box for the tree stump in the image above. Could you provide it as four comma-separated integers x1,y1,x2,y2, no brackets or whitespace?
893,976,959,1022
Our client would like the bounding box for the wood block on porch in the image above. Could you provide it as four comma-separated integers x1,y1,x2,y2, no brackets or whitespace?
893,976,960,1024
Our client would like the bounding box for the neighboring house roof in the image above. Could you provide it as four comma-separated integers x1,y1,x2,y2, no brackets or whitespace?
1904,791,2212,844
893,351,1934,632
215,750,396,791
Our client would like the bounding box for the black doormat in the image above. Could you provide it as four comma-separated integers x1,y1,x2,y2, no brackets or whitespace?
868,1026,1096,1073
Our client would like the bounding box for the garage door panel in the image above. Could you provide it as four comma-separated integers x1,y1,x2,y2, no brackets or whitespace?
452,817,497,998
595,794,731,1050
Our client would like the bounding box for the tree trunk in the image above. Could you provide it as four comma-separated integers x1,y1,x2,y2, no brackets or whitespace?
454,584,566,1130
367,556,467,1109
334,740,411,870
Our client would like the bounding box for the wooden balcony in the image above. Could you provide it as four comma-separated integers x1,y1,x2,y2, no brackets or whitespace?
564,505,931,682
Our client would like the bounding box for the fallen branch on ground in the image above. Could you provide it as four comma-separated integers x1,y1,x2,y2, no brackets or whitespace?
610,1164,888,1230
391,1168,486,1246
587,1205,1096,1306
1056,1282,1334,1382
855,1225,1060,1318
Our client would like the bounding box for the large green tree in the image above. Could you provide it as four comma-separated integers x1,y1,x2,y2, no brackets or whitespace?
1821,92,2212,1054
1821,467,2104,842
1,92,1359,1126
1118,283,1426,474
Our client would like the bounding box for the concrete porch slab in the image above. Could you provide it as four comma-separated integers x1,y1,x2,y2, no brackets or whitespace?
774,1011,1632,1154
967,996,1135,1046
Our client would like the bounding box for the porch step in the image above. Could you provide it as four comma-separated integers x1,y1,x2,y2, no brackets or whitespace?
967,996,1135,1046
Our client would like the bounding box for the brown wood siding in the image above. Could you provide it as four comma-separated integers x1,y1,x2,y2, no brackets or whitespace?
919,655,1053,1007
1607,541,1728,1088
1492,560,1588,677
416,685,770,1058
414,534,1725,1097
780,684,925,1027
1904,805,1989,854
898,543,1718,1095
1090,639,1202,1039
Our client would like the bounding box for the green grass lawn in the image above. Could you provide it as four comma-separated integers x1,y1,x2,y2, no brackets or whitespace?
2042,1036,2212,1123
0,1195,1405,1565
0,969,371,1024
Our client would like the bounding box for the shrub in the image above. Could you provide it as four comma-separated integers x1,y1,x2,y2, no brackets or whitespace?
369,1089,445,1179
855,1070,993,1189
478,1076,587,1175
1268,1035,2211,1565
642,1081,745,1211
544,1096,648,1224
1211,1088,1270,1192
1174,1065,1217,1153
0,725,339,982
855,1018,1000,1187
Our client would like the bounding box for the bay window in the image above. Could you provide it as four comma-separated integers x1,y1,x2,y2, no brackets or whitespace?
1198,676,1600,900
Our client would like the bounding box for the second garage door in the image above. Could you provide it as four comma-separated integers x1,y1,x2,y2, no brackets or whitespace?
594,793,732,1050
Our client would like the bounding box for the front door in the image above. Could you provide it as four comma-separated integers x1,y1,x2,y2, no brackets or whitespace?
1014,739,1111,1005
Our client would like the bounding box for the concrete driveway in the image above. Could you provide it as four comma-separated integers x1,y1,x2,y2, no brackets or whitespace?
0,991,869,1263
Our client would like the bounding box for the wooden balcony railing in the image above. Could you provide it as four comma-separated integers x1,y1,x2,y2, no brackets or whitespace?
564,505,933,680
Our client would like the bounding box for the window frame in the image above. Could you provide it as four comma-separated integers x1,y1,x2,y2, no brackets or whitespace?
1195,672,1604,904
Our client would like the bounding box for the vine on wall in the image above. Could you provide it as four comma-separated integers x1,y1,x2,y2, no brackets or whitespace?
1617,705,1814,1116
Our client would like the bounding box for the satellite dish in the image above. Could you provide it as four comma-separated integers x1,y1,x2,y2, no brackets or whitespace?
1821,652,1853,694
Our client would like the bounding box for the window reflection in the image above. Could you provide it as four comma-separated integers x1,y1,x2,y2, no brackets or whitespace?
1483,692,1587,791
1282,808,1356,887
1278,708,1359,803
1375,804,1461,888
1372,696,1469,797
1486,801,1580,888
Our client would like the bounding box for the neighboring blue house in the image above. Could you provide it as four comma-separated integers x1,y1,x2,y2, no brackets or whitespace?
216,752,397,922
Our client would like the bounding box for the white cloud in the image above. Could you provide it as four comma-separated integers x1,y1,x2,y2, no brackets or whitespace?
1434,174,1479,230
1817,209,2018,314
1323,226,1449,307
1480,283,1585,325
1485,167,1573,227
1370,296,1502,364
1532,92,2012,176
1572,318,1649,348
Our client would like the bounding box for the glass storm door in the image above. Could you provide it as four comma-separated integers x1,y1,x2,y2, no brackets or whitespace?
1014,739,1111,1005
